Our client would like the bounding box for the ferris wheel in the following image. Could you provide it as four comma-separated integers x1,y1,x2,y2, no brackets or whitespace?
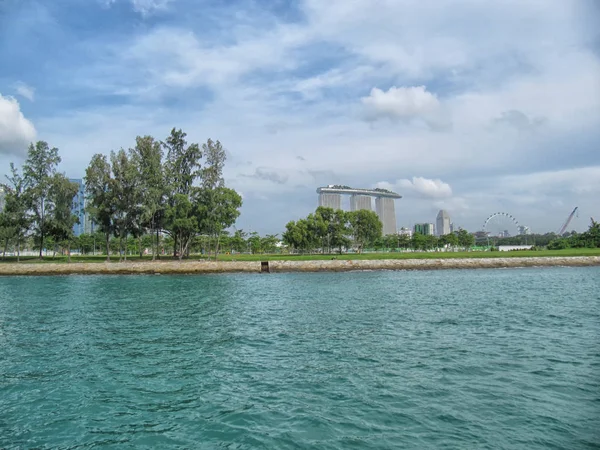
483,212,520,237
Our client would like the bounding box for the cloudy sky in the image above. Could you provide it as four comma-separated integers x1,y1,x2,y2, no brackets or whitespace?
1,0,599,234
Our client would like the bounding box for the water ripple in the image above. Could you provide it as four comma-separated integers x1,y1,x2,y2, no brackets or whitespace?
0,267,599,449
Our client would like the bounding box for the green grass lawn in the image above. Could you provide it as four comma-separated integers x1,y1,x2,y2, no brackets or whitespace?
216,248,600,261
2,248,599,263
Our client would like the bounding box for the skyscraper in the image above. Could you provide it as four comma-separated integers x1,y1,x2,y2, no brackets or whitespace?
375,196,397,235
436,210,451,236
318,192,342,210
414,223,434,235
350,195,372,211
69,178,86,237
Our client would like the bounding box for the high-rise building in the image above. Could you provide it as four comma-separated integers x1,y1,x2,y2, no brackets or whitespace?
318,192,342,210
69,178,86,237
518,225,530,235
375,196,397,235
436,210,451,236
414,223,434,236
350,195,372,211
398,227,413,237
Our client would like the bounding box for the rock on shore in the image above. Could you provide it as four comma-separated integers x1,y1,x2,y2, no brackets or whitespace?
0,256,599,275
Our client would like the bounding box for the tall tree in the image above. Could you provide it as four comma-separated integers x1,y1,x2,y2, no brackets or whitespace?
457,229,475,249
47,174,79,262
166,194,197,260
22,141,61,258
197,139,233,259
348,210,383,253
85,154,115,261
329,210,351,254
130,136,165,260
163,128,202,196
110,149,142,261
201,139,226,190
1,164,31,261
162,129,202,256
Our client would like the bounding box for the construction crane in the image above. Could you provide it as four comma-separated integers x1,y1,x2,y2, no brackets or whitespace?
557,207,578,235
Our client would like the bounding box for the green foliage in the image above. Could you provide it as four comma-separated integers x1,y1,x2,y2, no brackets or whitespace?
47,175,79,261
22,141,61,258
81,129,243,261
84,154,115,260
166,194,198,260
457,229,475,249
348,209,382,252
1,164,31,261
547,220,600,249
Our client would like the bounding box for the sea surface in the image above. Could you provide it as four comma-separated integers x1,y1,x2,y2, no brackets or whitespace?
1,267,599,449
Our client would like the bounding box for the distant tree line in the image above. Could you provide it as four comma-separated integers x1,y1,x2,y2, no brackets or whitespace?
0,129,243,261
547,220,600,249
281,206,476,254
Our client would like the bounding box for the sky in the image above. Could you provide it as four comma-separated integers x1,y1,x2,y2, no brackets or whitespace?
1,0,599,235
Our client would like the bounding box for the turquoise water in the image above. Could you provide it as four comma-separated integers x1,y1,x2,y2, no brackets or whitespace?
1,267,599,449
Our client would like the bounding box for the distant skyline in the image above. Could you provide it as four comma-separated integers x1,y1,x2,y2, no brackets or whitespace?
1,0,599,234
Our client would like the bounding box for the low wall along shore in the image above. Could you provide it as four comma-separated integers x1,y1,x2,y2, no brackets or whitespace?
0,256,599,275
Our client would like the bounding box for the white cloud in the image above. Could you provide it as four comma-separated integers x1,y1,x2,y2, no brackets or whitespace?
362,86,438,119
0,94,36,156
361,86,449,129
14,82,35,102
395,177,453,199
104,0,173,16
131,0,172,15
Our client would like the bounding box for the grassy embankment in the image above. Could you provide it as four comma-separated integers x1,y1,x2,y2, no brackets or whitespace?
1,248,599,264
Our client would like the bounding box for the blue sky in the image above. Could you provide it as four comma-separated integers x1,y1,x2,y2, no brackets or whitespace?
1,0,599,234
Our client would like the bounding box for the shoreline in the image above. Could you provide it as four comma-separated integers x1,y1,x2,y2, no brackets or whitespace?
0,256,599,275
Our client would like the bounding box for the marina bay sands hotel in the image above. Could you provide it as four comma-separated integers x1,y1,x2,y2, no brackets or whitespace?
317,185,402,235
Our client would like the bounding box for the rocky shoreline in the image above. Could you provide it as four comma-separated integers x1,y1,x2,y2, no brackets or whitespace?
0,256,599,275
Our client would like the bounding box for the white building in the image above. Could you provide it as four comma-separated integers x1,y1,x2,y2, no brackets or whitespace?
375,197,397,235
436,210,451,236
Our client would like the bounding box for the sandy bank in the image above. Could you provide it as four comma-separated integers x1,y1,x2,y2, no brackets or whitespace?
0,256,599,275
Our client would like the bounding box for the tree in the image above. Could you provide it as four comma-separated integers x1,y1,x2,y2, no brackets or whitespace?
85,154,115,261
329,210,351,254
163,128,202,196
283,219,316,253
261,234,279,253
201,139,226,190
165,194,197,260
22,141,61,258
198,187,242,259
110,149,142,261
457,229,475,249
162,129,202,256
411,232,426,250
130,136,165,260
230,229,248,253
248,231,262,254
1,164,31,261
348,210,382,252
77,233,95,255
47,174,79,262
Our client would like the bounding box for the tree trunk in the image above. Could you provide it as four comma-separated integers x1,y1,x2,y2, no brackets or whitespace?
154,227,159,260
67,242,71,263
214,234,221,261
139,235,143,259
2,237,7,260
105,233,111,262
17,237,20,262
